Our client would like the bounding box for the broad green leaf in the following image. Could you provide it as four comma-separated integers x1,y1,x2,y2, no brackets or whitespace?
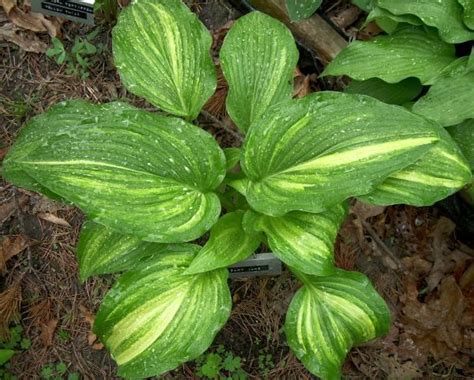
220,12,299,133
185,211,261,274
0,349,15,365
351,0,375,12
366,6,423,33
424,56,470,85
359,130,472,206
322,27,456,84
447,120,474,170
460,0,474,30
223,147,241,171
345,77,422,105
3,100,226,243
413,60,474,127
112,0,216,119
77,221,169,282
94,245,231,378
377,0,474,43
285,0,322,21
240,92,442,216
285,269,390,380
243,203,347,276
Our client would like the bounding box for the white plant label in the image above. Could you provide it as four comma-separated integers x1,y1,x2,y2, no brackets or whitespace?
229,253,282,278
31,0,95,25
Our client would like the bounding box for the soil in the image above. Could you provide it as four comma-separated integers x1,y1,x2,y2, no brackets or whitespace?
1,1,473,379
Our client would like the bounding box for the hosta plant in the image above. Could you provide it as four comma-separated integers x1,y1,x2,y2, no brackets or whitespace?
322,0,474,203
2,0,472,378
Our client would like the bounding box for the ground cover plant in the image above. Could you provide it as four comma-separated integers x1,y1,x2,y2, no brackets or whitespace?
1,0,472,379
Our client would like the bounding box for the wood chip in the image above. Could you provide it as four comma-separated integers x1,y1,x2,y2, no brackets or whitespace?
38,212,71,227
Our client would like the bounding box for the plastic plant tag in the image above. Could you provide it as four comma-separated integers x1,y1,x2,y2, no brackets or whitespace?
228,253,282,278
31,0,95,25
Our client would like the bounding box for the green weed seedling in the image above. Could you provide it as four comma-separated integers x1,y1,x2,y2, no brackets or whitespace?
195,345,247,380
46,29,104,80
0,325,31,380
3,0,472,379
40,362,79,380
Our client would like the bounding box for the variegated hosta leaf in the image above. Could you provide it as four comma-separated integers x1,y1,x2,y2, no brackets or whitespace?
447,119,474,170
366,6,423,33
459,0,474,30
220,11,299,133
243,203,347,276
359,129,471,206
185,211,261,274
285,0,322,21
77,221,167,282
322,27,456,85
345,77,422,105
94,245,231,378
112,0,216,119
377,0,474,43
223,147,241,171
3,101,226,243
412,59,474,127
285,269,390,379
424,55,470,85
239,92,442,216
351,0,375,12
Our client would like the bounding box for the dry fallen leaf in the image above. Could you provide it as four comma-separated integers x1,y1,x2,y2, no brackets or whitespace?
26,298,53,327
351,200,386,221
293,74,312,98
0,235,28,271
1,0,47,32
0,193,27,224
38,212,71,227
40,318,58,347
0,282,22,338
400,276,473,365
426,217,470,292
0,22,48,53
80,305,103,350
1,0,61,36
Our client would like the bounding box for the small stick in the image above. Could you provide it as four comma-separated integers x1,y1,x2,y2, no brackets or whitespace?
200,110,244,143
13,188,33,270
361,219,404,270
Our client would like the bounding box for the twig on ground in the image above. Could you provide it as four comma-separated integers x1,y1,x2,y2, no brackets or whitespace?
200,110,244,143
13,188,33,270
361,219,404,270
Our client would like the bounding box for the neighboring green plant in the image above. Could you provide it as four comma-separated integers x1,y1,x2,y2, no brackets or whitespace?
257,347,274,378
195,345,246,379
40,362,79,380
46,30,104,79
323,0,474,204
2,0,471,379
57,329,71,343
0,325,31,379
